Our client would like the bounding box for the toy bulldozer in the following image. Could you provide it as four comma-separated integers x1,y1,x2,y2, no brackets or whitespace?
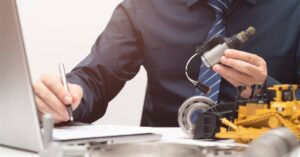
194,84,300,143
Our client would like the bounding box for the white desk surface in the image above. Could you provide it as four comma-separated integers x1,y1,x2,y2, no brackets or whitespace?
0,127,246,157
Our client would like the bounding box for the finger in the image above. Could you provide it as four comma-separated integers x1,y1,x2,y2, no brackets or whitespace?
35,96,67,122
38,111,42,117
224,49,265,66
69,84,83,108
37,111,43,121
34,81,68,119
35,95,56,114
213,64,254,86
40,74,72,104
220,56,260,76
71,93,80,109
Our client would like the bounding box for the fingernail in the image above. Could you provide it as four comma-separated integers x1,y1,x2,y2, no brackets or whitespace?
224,49,231,55
220,56,226,63
213,65,220,71
73,93,79,99
64,96,72,104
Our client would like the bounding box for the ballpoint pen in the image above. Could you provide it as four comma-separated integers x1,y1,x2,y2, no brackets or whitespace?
59,63,74,122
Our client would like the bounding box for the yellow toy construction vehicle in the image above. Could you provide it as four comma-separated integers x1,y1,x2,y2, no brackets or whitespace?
194,84,300,143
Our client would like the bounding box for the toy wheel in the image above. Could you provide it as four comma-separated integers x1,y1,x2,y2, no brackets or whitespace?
178,96,216,137
268,116,280,128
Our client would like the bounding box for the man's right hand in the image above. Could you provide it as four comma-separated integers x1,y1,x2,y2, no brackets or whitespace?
33,74,83,123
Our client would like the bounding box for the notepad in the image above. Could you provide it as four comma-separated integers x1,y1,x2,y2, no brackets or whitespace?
53,124,161,142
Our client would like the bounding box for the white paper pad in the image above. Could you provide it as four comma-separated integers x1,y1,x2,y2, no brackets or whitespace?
53,125,156,141
147,127,248,148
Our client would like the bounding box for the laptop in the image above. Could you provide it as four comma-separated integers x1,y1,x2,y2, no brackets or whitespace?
0,0,160,152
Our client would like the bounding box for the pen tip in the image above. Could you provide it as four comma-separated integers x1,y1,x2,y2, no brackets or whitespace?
70,116,74,122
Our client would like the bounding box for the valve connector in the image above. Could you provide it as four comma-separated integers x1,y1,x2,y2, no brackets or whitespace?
237,26,256,43
201,26,256,69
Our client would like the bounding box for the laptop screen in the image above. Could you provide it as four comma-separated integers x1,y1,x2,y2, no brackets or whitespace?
0,0,44,152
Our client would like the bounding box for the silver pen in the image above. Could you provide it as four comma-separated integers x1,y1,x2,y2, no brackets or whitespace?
59,63,74,122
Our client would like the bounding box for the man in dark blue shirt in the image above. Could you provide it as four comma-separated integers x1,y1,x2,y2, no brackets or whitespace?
33,0,299,126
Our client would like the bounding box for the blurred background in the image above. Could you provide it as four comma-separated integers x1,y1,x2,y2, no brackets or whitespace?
17,0,146,126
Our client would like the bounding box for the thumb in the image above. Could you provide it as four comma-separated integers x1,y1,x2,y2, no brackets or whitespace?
68,83,83,110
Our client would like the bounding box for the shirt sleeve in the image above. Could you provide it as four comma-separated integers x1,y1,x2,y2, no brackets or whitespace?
265,21,300,87
66,2,143,123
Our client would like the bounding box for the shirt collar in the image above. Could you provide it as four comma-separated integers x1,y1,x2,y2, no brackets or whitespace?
185,0,256,7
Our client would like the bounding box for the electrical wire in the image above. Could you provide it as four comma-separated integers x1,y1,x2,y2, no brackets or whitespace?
185,53,199,85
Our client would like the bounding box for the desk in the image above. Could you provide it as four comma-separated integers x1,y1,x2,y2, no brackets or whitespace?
0,127,246,157
0,147,37,157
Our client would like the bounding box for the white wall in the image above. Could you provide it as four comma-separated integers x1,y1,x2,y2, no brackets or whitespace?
17,0,146,126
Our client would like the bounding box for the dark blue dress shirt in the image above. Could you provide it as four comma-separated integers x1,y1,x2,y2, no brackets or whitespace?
67,0,300,126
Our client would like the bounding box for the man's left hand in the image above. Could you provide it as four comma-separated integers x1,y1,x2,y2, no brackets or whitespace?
213,49,267,98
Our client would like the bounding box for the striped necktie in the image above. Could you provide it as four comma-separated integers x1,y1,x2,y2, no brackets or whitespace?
195,0,233,102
